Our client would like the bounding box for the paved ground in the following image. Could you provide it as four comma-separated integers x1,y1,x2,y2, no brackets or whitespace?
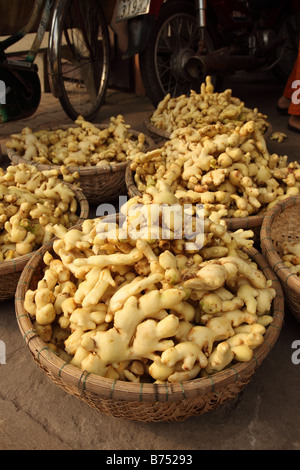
0,70,300,451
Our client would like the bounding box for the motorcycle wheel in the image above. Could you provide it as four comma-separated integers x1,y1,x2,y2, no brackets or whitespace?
139,0,220,107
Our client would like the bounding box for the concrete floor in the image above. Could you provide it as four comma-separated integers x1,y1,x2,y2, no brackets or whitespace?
0,71,300,451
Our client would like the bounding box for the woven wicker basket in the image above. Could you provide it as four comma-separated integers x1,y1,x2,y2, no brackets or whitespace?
0,186,89,302
15,234,284,422
6,125,155,206
260,195,300,323
125,165,264,245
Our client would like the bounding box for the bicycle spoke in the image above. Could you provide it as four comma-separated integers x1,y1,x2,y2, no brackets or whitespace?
153,12,210,98
55,0,109,119
61,60,91,75
73,0,93,57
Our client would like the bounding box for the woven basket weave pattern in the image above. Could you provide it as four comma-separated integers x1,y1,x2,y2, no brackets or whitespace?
261,195,300,323
15,233,284,422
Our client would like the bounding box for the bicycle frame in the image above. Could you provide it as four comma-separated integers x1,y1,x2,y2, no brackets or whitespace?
0,0,113,121
0,0,53,64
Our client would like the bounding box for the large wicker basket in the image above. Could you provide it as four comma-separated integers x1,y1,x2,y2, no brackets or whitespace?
15,235,284,422
6,125,155,206
260,195,300,323
0,186,89,302
125,165,264,245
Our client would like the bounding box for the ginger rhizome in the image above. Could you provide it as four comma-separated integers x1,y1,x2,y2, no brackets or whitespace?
128,119,298,219
0,163,81,260
149,76,269,134
6,115,147,167
281,241,300,277
24,192,275,383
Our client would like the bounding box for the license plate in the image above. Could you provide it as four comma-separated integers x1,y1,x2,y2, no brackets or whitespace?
116,0,151,22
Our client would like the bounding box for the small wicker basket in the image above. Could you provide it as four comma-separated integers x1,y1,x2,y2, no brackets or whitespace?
260,195,300,323
125,166,264,245
0,186,89,302
15,236,284,422
6,125,155,206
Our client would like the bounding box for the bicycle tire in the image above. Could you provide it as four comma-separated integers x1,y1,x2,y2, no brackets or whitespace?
49,0,110,121
139,0,220,107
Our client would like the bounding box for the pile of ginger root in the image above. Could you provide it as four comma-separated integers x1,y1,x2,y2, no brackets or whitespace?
24,185,276,384
149,76,269,135
0,163,81,261
128,119,300,219
6,114,147,167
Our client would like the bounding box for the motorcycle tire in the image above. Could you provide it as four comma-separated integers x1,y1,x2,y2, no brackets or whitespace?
139,0,221,107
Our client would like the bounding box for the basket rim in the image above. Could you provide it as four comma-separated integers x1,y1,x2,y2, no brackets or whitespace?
260,194,300,291
6,124,155,176
143,110,273,141
15,225,284,404
143,111,171,139
125,165,264,229
0,184,89,276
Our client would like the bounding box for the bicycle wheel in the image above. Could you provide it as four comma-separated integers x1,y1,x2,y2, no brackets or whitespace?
49,0,110,121
139,1,220,107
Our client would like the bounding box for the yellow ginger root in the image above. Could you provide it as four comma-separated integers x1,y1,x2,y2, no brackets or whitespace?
270,131,287,143
0,163,81,260
149,76,269,134
281,241,300,277
204,328,265,374
128,104,300,219
24,198,275,384
6,115,147,167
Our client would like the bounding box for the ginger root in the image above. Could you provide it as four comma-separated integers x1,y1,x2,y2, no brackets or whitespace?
24,197,275,383
6,115,147,168
0,163,81,261
128,89,299,220
149,76,269,134
281,241,300,277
